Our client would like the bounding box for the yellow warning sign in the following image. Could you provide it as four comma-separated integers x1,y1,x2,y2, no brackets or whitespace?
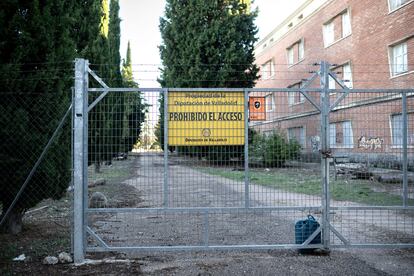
168,91,245,146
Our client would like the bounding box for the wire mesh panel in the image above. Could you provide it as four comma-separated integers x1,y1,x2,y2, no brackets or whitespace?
76,63,414,257
248,90,322,209
328,91,414,247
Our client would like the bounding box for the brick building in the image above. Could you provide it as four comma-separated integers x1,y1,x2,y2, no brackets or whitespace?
252,0,414,165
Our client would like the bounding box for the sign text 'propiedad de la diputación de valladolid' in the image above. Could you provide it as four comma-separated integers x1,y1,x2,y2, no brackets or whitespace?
168,92,245,146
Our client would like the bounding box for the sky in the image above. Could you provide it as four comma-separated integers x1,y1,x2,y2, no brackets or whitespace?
119,0,307,88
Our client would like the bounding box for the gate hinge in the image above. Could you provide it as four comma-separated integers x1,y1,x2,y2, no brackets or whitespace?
320,149,332,159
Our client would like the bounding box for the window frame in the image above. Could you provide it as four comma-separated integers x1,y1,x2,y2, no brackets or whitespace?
323,8,352,48
341,10,352,37
266,93,275,112
390,112,414,148
389,41,408,76
329,62,353,91
261,59,275,80
329,121,354,149
288,82,304,106
388,0,413,13
288,126,306,148
287,38,305,66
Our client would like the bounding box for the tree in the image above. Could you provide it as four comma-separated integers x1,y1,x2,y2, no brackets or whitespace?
0,0,78,233
87,0,125,172
157,0,259,157
121,41,147,152
0,0,127,233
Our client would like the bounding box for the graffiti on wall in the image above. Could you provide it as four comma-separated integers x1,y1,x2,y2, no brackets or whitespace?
310,136,320,152
358,136,384,150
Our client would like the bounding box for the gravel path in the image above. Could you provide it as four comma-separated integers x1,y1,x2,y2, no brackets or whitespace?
91,153,414,275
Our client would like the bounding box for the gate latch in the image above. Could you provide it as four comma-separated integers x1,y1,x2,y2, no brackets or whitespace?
320,149,332,159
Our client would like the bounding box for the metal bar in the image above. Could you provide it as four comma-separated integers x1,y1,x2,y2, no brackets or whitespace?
88,89,109,112
89,88,164,92
328,72,347,89
0,103,73,228
244,89,250,208
163,88,169,208
86,227,110,249
300,72,318,90
301,226,321,246
330,244,414,249
328,223,349,245
70,87,75,256
320,61,331,251
402,92,408,207
330,89,413,94
82,60,89,253
330,88,350,111
87,68,110,112
331,206,414,210
88,68,109,88
86,206,323,213
300,89,321,112
290,70,320,111
88,87,414,94
87,244,325,252
89,87,322,93
73,58,87,264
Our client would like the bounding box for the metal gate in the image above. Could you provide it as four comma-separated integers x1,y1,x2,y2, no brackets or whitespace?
72,59,414,263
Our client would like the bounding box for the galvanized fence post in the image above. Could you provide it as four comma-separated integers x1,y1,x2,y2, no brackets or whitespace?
73,58,88,264
244,88,250,208
320,61,331,250
402,92,408,207
163,88,169,208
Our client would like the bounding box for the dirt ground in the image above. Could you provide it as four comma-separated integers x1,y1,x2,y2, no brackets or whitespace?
1,152,414,275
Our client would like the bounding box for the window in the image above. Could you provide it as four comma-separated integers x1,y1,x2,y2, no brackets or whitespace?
323,21,334,46
287,39,304,66
288,82,305,105
298,40,304,60
329,75,336,89
391,113,414,147
330,121,354,148
329,63,353,89
288,127,305,148
342,63,353,88
388,0,411,11
390,42,408,76
287,47,294,65
342,10,351,37
261,59,275,79
266,93,275,112
323,9,352,47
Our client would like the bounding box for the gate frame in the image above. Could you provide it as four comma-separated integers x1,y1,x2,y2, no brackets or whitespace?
73,58,414,264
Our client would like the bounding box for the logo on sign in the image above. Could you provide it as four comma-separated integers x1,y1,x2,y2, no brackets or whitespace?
202,128,211,137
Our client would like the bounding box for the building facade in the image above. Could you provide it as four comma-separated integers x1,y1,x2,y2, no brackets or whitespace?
252,0,414,165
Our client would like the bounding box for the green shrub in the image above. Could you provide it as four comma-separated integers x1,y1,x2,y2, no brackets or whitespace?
250,130,301,167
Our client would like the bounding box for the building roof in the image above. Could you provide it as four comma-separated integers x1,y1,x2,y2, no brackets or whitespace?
255,0,332,57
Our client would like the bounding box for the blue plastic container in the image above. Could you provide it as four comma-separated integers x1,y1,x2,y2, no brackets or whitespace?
295,215,321,253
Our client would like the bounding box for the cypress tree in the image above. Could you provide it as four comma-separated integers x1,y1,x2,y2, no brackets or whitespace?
0,0,77,233
86,0,114,172
121,41,147,152
156,0,259,154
